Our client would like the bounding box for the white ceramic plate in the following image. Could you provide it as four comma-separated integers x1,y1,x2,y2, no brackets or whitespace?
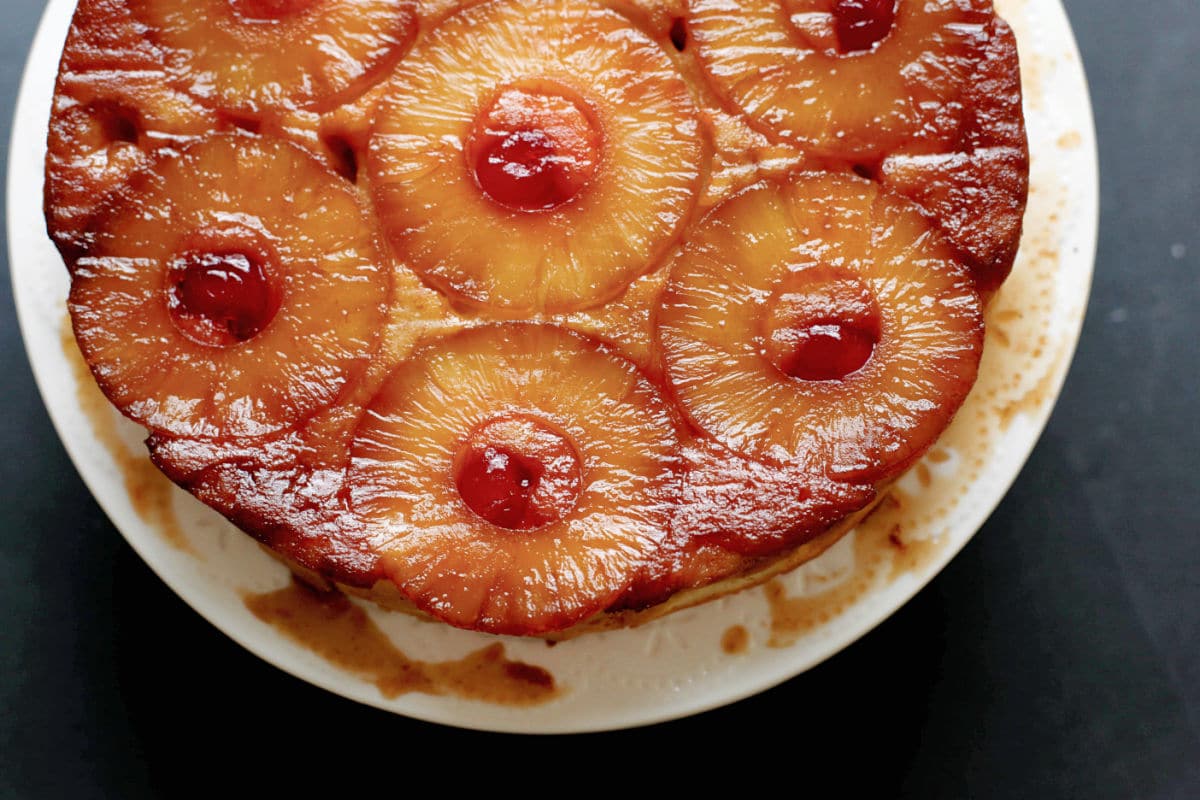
9,0,1097,733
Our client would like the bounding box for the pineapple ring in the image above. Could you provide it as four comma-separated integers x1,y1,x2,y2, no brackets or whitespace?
69,134,389,439
46,93,213,259
688,0,994,159
658,172,983,483
348,323,678,636
369,0,705,314
877,18,1029,292
127,0,418,116
45,0,217,258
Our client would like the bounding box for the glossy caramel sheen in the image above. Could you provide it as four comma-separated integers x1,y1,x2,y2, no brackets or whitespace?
348,324,678,635
659,174,983,483
368,0,704,313
833,0,897,54
128,0,417,114
691,0,994,158
69,135,388,438
46,0,1028,636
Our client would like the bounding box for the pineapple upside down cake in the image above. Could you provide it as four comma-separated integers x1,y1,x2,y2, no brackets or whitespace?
45,0,1029,636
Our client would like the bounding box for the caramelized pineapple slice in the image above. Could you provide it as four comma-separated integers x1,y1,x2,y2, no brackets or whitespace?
348,324,678,636
672,439,875,556
69,134,389,438
879,18,1030,291
617,439,875,611
688,0,993,159
658,173,983,483
44,0,214,257
127,0,418,116
369,0,705,314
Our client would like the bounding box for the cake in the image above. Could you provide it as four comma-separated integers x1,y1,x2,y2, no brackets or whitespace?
45,0,1029,636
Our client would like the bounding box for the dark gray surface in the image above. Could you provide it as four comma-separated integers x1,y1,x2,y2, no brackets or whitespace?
2,1,1197,796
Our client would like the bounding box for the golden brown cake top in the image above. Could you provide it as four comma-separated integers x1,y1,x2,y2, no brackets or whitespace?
46,0,1029,635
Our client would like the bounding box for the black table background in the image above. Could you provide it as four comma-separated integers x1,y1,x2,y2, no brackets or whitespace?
2,1,1196,796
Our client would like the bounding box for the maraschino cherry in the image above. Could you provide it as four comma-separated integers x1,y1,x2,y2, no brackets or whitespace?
833,0,897,54
468,85,601,212
455,415,582,530
168,250,279,346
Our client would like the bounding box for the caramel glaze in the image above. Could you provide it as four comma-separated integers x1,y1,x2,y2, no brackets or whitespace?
48,0,1033,638
878,18,1029,292
60,318,194,555
245,577,559,705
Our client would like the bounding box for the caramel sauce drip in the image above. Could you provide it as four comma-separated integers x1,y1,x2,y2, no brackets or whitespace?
765,490,948,647
721,624,749,655
60,318,194,554
244,579,560,706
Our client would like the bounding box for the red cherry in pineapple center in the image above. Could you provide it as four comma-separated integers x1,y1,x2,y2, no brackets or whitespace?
228,0,317,22
833,0,897,54
764,266,882,382
774,320,878,381
454,415,583,531
167,246,280,347
467,83,602,212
